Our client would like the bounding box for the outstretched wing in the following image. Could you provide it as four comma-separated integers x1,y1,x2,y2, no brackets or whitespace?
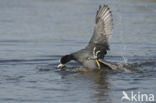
87,5,113,58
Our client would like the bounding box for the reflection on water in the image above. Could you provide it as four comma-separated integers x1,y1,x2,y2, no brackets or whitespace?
0,0,156,103
93,72,111,103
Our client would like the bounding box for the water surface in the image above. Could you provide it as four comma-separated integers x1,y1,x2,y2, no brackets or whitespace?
0,0,156,103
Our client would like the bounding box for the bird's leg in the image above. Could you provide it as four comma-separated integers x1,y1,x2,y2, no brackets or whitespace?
98,59,118,70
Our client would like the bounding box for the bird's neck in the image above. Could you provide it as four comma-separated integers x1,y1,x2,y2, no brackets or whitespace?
61,54,74,64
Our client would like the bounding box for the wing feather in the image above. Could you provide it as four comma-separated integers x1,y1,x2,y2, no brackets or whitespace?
87,5,113,58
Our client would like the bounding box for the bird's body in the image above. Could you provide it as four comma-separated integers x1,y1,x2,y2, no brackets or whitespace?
58,5,115,70
72,49,97,70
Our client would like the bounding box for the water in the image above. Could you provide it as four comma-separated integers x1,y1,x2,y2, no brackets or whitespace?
0,0,156,103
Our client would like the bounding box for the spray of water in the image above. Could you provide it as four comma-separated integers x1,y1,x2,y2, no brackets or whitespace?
118,6,128,65
105,0,128,65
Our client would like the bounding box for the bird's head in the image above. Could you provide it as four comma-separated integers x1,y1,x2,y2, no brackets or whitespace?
57,55,73,69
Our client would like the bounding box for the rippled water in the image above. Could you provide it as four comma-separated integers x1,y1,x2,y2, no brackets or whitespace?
0,0,156,103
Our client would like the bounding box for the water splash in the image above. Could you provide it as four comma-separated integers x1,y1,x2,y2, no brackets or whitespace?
118,7,128,65
122,46,128,65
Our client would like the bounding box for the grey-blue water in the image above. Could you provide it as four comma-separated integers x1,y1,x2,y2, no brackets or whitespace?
0,0,156,103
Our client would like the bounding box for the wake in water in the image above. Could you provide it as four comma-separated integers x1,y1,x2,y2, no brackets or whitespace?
56,61,155,74
35,55,156,74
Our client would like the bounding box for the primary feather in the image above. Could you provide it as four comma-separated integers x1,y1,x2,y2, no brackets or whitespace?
87,5,113,58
